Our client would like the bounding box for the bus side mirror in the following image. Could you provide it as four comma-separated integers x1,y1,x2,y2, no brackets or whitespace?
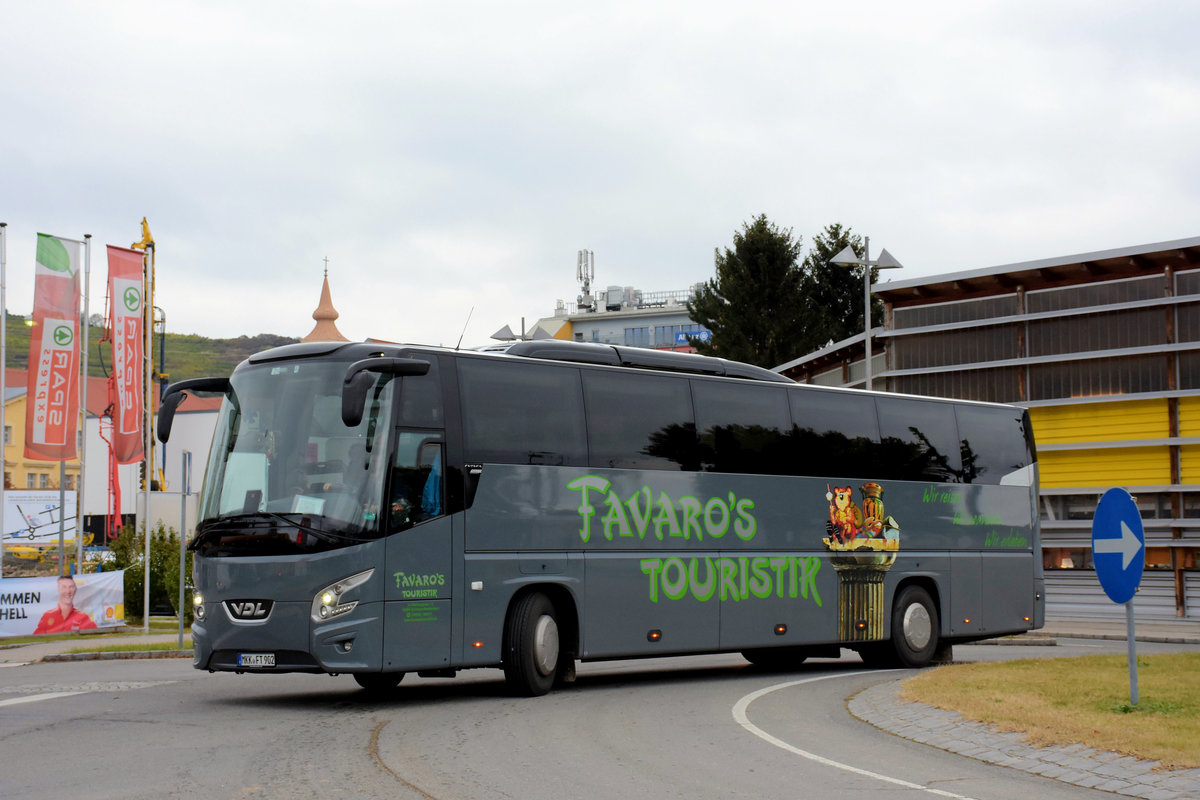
341,357,431,427
158,377,230,443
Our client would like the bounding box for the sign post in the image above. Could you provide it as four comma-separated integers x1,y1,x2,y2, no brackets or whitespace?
1091,488,1146,705
178,450,191,650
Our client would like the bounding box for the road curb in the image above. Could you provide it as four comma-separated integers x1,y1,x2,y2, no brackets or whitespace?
42,650,193,663
1046,632,1200,646
849,680,1200,800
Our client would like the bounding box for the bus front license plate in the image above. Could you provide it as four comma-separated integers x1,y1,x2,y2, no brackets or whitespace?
238,653,275,668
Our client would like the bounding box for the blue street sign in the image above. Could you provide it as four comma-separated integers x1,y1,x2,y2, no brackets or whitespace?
1091,488,1146,605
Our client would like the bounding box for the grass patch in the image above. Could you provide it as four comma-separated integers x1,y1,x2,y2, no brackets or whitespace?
3,630,144,646
901,652,1200,769
2,623,190,647
64,639,192,654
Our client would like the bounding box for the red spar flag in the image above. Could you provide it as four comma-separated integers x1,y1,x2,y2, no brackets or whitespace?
107,245,146,464
25,233,82,461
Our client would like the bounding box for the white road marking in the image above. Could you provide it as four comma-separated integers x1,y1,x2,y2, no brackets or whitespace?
0,691,86,707
732,671,980,800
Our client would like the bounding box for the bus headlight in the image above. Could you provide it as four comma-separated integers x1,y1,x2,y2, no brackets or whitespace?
311,569,374,622
193,594,206,621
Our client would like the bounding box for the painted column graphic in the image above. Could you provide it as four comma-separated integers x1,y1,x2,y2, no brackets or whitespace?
823,482,900,641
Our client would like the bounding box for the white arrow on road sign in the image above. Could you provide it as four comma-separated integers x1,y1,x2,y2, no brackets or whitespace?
1093,520,1144,570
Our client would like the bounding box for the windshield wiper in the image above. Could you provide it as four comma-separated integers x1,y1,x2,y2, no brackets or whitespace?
189,511,368,550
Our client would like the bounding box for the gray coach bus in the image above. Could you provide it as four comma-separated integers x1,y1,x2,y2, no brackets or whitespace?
158,339,1043,695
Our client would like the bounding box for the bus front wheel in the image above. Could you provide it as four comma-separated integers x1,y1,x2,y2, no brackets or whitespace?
353,672,405,693
503,592,561,696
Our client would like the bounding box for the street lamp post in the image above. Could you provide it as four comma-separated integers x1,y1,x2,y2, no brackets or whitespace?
831,236,903,390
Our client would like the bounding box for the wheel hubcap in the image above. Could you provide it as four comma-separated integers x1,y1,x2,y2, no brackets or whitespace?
533,615,560,677
902,603,932,651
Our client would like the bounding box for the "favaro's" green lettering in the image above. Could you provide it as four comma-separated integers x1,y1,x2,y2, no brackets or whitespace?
568,476,757,543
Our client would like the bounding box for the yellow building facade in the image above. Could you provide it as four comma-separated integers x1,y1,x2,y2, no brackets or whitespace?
3,390,82,492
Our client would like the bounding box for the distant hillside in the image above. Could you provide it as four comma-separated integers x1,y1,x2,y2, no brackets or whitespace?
2,313,299,382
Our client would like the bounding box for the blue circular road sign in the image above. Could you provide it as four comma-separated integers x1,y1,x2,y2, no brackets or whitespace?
1091,488,1146,605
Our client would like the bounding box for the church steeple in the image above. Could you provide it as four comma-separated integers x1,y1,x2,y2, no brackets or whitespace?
301,261,349,342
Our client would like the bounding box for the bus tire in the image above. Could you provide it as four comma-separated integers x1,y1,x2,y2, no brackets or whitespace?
503,592,561,697
353,672,405,692
741,647,809,670
889,585,939,667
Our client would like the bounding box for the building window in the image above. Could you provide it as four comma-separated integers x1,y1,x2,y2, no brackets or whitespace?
63,475,75,491
26,473,36,489
1026,274,1165,313
624,327,650,348
1043,548,1094,570
654,324,704,348
3,425,10,445
39,473,49,489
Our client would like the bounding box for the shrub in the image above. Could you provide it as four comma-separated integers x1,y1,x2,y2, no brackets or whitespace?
108,522,194,622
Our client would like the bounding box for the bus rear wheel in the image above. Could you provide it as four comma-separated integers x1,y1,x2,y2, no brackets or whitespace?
503,592,561,696
861,585,939,668
353,672,405,693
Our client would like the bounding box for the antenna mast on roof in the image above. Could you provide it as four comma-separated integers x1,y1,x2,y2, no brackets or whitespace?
577,249,595,312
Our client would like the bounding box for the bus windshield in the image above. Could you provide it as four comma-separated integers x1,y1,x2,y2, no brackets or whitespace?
194,359,395,556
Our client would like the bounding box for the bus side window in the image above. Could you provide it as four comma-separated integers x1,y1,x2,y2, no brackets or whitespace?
389,432,444,532
876,396,962,482
955,405,1032,485
692,380,790,474
582,370,697,470
458,359,587,466
788,389,879,479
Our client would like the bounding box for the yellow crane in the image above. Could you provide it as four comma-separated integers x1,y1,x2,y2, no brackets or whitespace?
130,218,166,490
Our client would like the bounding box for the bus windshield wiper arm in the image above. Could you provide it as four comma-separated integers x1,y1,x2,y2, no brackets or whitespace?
190,511,369,548
256,512,364,544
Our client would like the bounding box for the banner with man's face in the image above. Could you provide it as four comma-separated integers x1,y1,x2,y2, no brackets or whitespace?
0,571,124,637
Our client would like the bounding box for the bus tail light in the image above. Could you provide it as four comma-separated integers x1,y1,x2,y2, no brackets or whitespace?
311,569,374,622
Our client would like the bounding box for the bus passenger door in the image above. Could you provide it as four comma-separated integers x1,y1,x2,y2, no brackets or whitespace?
383,435,453,672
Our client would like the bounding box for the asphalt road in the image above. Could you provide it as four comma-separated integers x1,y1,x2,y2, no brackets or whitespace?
0,639,1193,800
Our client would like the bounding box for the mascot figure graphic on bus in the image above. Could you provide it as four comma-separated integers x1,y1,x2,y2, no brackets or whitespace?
822,482,900,641
823,482,900,552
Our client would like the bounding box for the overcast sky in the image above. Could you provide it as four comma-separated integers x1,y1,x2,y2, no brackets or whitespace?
2,1,1197,348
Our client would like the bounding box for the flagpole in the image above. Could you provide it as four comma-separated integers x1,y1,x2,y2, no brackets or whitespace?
78,234,91,575
0,221,6,579
142,241,153,631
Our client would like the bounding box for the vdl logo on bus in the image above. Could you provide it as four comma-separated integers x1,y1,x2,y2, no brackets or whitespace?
225,600,273,621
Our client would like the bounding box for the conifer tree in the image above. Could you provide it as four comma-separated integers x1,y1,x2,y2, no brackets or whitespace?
801,222,882,349
688,217,876,368
687,214,806,368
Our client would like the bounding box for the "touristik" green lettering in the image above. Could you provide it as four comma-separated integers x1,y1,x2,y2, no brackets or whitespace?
640,556,822,606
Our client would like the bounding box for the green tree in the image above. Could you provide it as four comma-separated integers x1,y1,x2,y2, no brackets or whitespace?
108,522,193,622
688,218,880,368
687,214,808,368
800,222,882,349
